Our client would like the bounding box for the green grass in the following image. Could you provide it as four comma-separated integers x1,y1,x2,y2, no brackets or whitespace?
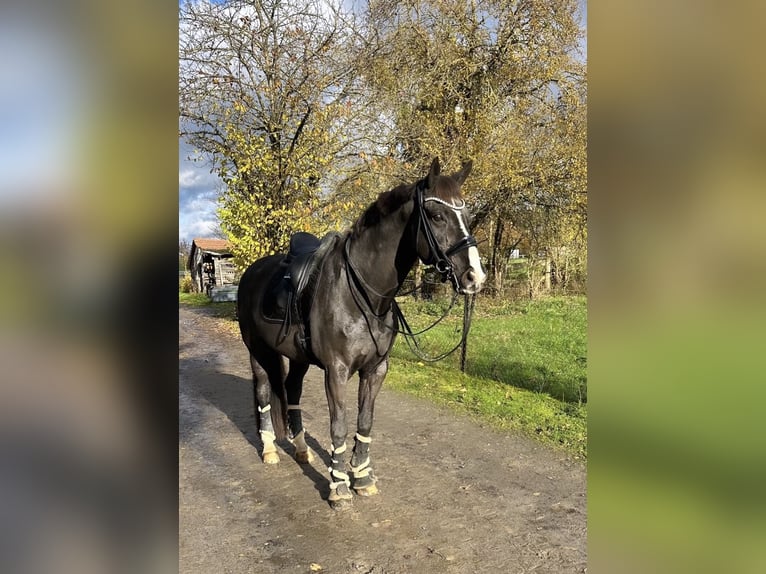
179,292,212,306
385,360,586,458
392,295,587,403
179,292,237,319
388,295,587,457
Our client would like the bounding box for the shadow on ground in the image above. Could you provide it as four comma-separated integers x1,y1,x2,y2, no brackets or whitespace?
180,341,333,500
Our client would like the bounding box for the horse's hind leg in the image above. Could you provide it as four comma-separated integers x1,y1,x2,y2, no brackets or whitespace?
250,352,285,464
285,360,312,463
351,358,388,496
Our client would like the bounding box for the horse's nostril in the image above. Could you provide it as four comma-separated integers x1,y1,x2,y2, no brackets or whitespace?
466,269,476,283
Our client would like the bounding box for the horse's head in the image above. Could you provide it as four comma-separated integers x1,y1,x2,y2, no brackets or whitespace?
415,158,486,295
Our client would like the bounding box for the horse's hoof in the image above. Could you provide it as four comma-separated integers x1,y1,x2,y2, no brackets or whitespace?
354,483,379,497
329,497,353,511
328,483,353,509
294,449,313,464
262,451,280,465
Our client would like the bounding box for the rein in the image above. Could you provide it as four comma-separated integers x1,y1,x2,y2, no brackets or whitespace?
392,292,475,363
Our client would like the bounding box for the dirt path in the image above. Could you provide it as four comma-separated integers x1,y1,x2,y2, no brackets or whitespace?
180,305,586,573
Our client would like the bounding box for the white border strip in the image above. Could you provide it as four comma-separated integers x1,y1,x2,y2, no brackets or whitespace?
423,196,466,210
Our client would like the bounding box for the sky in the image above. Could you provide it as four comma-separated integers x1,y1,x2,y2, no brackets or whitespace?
177,0,587,244
178,141,221,243
0,9,84,207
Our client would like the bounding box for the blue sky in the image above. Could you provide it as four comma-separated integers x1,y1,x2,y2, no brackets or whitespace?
178,141,221,243
0,12,83,207
177,1,587,243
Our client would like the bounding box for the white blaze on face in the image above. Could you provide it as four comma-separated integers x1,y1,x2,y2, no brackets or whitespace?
453,208,486,287
425,196,486,288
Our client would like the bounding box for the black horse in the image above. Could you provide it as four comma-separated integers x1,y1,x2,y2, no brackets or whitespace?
237,158,486,508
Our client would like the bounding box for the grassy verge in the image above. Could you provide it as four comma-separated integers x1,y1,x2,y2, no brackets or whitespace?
388,295,587,458
179,292,236,319
179,292,212,306
392,295,587,402
385,360,586,458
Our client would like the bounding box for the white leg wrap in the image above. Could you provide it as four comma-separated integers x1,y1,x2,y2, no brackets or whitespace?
258,405,276,450
260,430,277,453
328,467,350,490
291,429,308,451
260,429,276,441
351,434,373,480
355,433,372,443
330,442,346,465
350,457,371,478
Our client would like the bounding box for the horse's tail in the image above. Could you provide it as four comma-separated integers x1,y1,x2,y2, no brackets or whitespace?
268,358,289,441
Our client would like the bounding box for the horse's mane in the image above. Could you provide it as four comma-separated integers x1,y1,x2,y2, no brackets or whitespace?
351,182,417,237
350,174,463,238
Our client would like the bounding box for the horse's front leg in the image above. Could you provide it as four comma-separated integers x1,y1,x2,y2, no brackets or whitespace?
324,364,353,509
351,358,388,496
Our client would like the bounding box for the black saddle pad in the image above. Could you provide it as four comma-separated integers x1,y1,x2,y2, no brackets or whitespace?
262,262,292,323
261,231,342,324
261,232,324,323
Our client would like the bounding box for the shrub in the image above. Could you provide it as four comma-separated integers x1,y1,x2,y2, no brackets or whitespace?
180,275,194,293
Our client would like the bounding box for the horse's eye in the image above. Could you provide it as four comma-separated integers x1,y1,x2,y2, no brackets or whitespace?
432,213,444,222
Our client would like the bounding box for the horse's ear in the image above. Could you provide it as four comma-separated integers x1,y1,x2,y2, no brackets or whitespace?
427,157,440,188
452,159,473,186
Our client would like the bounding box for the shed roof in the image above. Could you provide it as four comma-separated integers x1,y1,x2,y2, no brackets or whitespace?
192,238,231,254
189,238,232,270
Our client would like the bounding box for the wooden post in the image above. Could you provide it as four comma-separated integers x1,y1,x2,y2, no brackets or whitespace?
460,293,476,373
413,261,422,299
544,258,552,292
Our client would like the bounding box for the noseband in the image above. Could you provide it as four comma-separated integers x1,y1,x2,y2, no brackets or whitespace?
415,182,478,290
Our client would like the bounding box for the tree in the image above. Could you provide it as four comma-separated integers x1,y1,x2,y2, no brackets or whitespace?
179,0,367,268
179,238,191,274
179,0,587,292
361,0,587,293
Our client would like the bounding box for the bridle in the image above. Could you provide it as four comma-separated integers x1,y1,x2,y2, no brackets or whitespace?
414,181,478,291
342,180,480,362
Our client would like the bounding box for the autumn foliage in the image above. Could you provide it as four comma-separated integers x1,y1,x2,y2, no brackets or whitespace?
180,0,586,291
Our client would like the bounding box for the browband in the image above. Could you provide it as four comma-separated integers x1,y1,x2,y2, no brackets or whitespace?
423,196,466,210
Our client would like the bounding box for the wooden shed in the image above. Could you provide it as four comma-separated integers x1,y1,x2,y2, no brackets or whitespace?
188,238,237,294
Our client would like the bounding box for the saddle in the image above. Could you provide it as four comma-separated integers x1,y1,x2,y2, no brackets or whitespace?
262,232,340,354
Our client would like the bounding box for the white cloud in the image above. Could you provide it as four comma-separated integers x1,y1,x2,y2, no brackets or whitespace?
180,216,219,241
179,140,222,242
179,168,202,188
